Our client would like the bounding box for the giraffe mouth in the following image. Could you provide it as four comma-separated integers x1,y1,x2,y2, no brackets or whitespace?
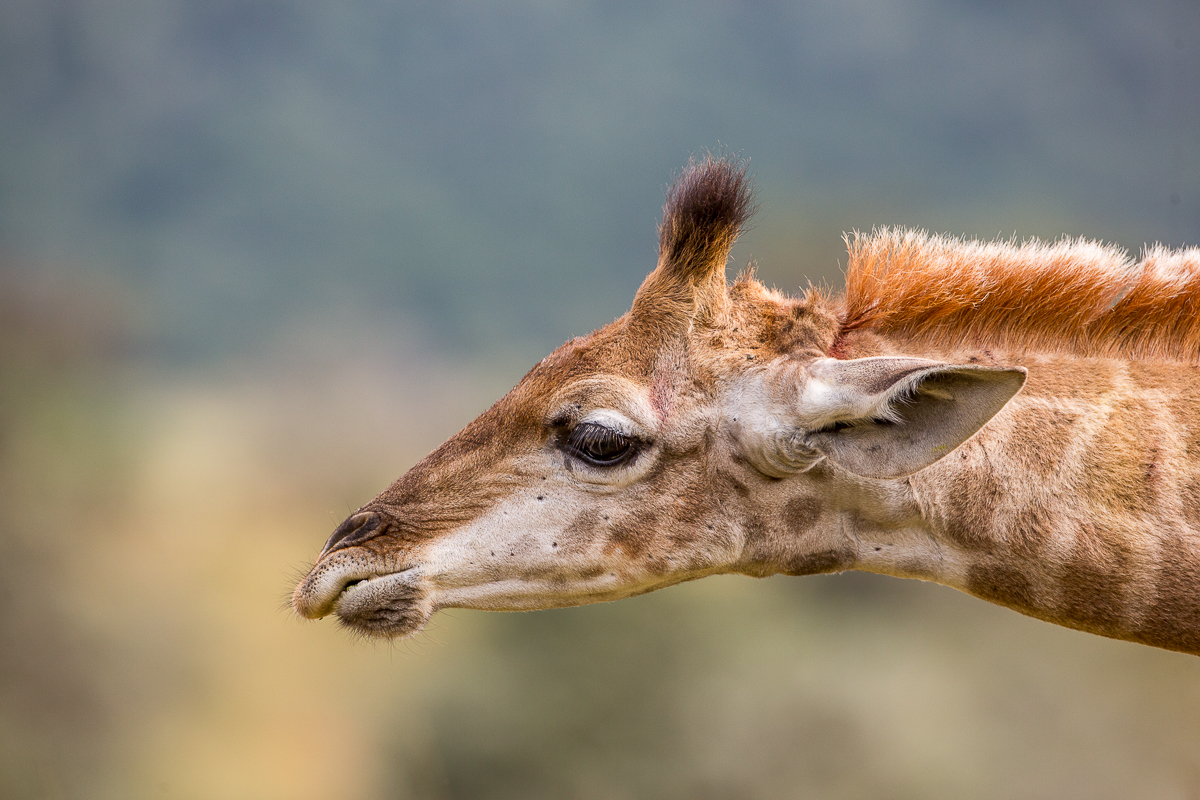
293,560,432,639
336,570,412,604
331,567,432,638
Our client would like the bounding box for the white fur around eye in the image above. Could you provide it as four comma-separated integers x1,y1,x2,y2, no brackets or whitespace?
579,409,643,438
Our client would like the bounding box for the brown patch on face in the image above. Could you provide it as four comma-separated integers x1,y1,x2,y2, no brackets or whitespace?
739,514,797,577
642,442,715,524
1135,533,1200,655
1080,396,1158,517
736,499,853,577
783,496,823,534
607,511,657,559
966,561,1037,614
717,467,752,500
604,444,705,562
668,486,722,547
941,457,1004,551
356,402,543,549
361,324,645,531
1057,522,1131,635
1007,406,1077,479
561,509,603,553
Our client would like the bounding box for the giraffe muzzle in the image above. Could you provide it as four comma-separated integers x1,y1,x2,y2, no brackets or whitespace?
292,553,430,636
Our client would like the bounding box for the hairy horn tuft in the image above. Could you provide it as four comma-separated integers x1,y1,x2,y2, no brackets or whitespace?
658,154,757,282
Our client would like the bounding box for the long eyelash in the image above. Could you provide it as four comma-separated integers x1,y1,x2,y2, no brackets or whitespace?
564,422,636,465
570,424,623,452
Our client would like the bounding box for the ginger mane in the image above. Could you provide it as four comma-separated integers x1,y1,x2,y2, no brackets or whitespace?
838,228,1200,362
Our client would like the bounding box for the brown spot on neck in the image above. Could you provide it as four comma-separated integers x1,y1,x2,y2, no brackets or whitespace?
966,562,1037,614
607,511,656,559
1057,522,1132,636
783,496,823,534
939,449,1004,552
1134,532,1200,655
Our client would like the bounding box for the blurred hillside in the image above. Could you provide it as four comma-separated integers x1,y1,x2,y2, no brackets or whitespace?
2,2,1200,799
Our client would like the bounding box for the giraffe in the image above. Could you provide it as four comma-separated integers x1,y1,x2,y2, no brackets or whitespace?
293,155,1200,656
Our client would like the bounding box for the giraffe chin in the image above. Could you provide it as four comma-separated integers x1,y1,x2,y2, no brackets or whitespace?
331,569,434,639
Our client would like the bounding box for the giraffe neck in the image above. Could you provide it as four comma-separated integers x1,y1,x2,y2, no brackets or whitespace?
881,353,1200,655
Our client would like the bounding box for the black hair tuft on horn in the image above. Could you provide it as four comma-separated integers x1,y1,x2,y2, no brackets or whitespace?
658,154,758,281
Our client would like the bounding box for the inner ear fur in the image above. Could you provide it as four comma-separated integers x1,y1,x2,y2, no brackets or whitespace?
801,357,1027,479
630,155,757,327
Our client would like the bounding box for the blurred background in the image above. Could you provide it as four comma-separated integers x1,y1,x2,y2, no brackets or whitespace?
2,1,1199,798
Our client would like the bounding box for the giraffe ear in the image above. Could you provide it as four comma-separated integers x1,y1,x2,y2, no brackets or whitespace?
629,155,756,327
799,357,1027,479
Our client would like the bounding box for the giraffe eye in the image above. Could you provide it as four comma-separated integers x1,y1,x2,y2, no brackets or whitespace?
564,422,636,467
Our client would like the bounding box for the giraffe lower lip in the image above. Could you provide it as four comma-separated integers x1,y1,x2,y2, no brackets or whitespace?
333,567,430,638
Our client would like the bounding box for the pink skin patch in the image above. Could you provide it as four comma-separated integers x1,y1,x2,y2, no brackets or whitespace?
651,367,674,424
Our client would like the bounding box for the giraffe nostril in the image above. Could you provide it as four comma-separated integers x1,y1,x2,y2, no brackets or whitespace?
321,511,383,556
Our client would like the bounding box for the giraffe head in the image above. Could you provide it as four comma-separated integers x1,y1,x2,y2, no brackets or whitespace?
292,157,1026,638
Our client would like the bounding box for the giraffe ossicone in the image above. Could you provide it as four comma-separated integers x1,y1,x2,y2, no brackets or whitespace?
293,155,1200,656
